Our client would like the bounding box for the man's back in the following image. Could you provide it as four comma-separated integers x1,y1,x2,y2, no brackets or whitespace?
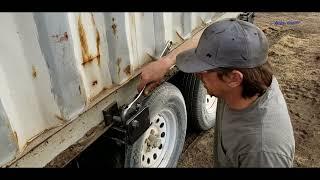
215,76,295,167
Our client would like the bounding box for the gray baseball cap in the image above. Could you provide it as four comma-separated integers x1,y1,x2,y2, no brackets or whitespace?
176,18,269,73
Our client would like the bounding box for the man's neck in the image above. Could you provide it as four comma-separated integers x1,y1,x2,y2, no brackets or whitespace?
223,90,259,111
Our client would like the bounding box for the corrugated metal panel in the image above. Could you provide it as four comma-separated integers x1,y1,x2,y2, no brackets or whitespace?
33,13,87,120
0,12,241,166
0,13,63,164
0,99,17,165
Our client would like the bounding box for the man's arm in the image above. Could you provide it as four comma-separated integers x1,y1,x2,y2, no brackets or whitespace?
137,29,204,94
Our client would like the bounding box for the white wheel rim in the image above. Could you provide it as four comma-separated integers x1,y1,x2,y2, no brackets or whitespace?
140,109,177,167
205,94,217,114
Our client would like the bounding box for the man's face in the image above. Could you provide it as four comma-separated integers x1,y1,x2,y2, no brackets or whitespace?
195,70,229,98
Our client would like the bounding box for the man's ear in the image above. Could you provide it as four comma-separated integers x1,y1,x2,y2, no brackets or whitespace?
227,70,243,88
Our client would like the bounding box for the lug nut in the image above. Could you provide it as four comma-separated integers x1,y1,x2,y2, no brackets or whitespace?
131,120,139,128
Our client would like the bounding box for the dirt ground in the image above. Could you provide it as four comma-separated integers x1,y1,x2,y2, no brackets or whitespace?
177,12,320,168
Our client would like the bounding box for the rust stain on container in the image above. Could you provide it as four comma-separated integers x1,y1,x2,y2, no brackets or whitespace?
55,115,67,123
81,55,100,66
117,57,122,76
32,66,37,79
78,16,89,64
78,85,81,95
111,18,118,38
85,127,96,137
59,32,68,42
78,16,101,66
124,65,131,76
95,29,101,65
91,13,101,66
51,32,68,43
92,80,98,86
11,131,18,146
111,22,117,36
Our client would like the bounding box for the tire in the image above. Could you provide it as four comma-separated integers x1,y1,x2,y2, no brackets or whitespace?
173,73,217,131
124,82,187,167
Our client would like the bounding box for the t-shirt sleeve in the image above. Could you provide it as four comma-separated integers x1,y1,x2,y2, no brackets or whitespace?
238,151,293,168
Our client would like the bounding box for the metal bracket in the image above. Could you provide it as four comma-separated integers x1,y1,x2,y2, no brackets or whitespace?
102,102,150,145
125,105,150,145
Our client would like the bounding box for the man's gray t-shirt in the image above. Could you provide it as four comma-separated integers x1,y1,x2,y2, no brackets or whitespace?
214,77,295,167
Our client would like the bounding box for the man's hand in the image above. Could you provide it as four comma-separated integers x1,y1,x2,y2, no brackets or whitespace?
137,28,202,95
137,57,172,95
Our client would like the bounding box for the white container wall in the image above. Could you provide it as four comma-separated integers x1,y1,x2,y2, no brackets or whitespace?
0,12,241,166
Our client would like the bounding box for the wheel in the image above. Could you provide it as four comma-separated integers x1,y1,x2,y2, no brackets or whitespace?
172,72,217,131
125,82,187,167
196,77,218,130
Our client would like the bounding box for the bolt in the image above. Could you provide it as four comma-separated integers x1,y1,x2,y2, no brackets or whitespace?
150,129,155,135
131,120,139,128
113,116,122,122
153,139,161,148
146,146,151,153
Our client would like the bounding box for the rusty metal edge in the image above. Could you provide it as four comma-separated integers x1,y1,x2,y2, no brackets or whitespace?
44,122,112,168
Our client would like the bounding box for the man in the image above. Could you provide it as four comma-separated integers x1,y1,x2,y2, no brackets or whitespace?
137,18,295,167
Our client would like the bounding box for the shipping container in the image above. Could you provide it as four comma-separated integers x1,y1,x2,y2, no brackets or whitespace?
0,12,249,167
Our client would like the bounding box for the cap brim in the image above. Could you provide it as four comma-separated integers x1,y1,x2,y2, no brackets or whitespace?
176,48,217,73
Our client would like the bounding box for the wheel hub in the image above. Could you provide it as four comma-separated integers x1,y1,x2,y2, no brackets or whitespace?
141,114,169,167
145,129,161,152
205,94,217,114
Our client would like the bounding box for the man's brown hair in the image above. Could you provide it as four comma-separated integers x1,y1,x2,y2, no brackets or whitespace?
215,62,273,99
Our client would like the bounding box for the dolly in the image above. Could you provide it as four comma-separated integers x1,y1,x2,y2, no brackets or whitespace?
103,41,173,145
